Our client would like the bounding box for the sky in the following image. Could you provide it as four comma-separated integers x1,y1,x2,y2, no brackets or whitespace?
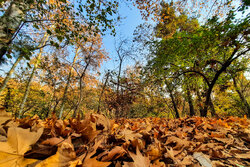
1,0,249,79
100,2,145,76
99,0,249,78
0,2,144,79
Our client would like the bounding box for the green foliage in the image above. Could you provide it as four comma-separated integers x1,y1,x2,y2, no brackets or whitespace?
0,0,249,119
146,7,249,116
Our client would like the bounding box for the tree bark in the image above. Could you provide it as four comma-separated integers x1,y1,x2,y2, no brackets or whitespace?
186,86,195,116
0,0,29,61
195,85,205,116
166,81,180,118
209,97,216,117
169,90,180,118
72,58,90,118
202,47,246,117
233,76,250,117
58,47,79,119
18,33,49,118
0,56,22,94
115,59,123,118
18,64,36,117
97,72,110,114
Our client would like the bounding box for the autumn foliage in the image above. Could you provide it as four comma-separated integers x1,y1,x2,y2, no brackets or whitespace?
0,112,249,166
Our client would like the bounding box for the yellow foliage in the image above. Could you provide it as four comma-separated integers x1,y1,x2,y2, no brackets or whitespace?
0,127,43,166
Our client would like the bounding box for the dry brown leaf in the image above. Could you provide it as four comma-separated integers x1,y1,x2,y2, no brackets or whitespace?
0,127,43,166
235,152,250,159
100,146,126,161
165,136,190,150
164,147,177,163
123,162,136,167
78,118,100,143
82,156,111,167
0,112,12,125
120,129,142,141
41,137,65,146
91,113,111,131
0,135,7,142
178,155,194,166
212,160,225,166
82,139,111,167
128,146,151,167
131,138,145,151
35,142,80,167
0,126,6,136
146,144,161,161
151,159,166,167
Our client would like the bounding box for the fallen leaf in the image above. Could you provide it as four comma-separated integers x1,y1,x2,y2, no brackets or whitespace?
99,146,126,161
0,112,12,125
82,139,111,167
120,129,142,142
82,156,111,167
35,142,80,167
193,152,212,167
41,137,65,146
0,127,43,166
146,144,161,161
128,146,151,167
235,153,250,159
165,136,190,150
164,147,177,163
91,113,111,131
178,155,194,165
0,126,6,136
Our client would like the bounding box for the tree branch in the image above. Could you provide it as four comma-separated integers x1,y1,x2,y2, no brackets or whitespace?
179,70,210,86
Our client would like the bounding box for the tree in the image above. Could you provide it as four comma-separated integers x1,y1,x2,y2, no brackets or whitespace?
18,32,49,118
232,73,250,117
109,37,136,117
148,8,249,117
0,0,239,64
155,2,199,39
72,33,108,118
0,0,119,63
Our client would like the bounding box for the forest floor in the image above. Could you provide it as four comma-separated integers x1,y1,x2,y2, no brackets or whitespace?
0,111,249,167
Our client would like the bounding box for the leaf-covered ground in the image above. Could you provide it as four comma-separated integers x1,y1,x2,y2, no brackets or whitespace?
0,113,249,167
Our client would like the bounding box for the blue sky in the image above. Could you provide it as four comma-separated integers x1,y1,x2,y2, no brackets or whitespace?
1,0,248,79
100,3,144,74
0,2,144,78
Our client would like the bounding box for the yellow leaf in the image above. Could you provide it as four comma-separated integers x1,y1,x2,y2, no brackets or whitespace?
0,127,43,166
35,142,80,167
128,147,151,167
82,139,111,167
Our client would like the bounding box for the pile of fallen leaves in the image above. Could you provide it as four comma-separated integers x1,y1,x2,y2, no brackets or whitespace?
0,113,249,167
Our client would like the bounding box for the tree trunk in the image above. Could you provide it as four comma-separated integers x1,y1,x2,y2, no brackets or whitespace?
202,85,213,117
202,48,242,117
18,64,36,117
72,58,91,118
209,97,216,117
45,88,56,118
195,86,205,117
58,47,79,119
97,72,110,114
169,91,180,118
115,60,122,118
0,56,22,94
0,0,29,60
18,33,49,118
233,76,250,117
166,81,180,118
186,86,195,116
